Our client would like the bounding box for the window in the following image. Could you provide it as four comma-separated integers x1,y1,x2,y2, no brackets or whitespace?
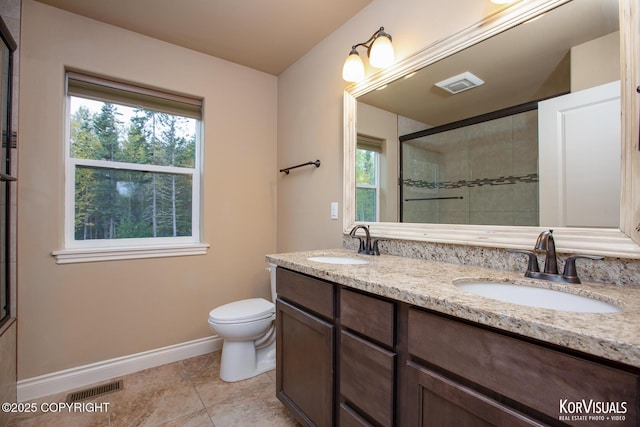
356,136,381,222
53,72,207,263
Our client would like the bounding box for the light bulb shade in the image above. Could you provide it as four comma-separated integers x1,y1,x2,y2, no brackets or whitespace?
342,51,365,82
369,34,394,68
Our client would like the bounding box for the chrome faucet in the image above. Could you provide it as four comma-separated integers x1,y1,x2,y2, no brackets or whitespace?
511,229,603,284
349,225,381,255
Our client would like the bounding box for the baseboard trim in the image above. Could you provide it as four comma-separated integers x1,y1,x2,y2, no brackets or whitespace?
17,336,222,402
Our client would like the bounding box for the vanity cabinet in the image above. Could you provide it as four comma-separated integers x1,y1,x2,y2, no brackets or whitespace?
276,268,336,426
276,267,639,427
407,308,639,427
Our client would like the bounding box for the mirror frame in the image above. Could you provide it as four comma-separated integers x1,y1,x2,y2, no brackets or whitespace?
343,0,640,258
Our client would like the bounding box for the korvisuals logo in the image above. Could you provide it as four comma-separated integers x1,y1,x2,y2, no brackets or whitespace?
558,399,628,423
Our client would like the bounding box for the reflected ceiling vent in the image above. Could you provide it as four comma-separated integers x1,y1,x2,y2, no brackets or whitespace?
435,71,484,94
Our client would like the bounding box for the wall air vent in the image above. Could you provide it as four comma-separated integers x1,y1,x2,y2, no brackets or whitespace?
435,71,484,94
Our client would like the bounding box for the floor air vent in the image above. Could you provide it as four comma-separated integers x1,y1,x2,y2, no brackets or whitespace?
65,379,123,403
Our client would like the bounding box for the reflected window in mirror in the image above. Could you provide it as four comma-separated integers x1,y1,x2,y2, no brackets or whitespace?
356,135,382,222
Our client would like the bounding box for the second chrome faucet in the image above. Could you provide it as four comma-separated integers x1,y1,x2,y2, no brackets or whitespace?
512,229,603,284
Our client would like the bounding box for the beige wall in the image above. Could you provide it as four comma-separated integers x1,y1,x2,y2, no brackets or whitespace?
17,0,277,380
276,0,508,252
571,31,620,92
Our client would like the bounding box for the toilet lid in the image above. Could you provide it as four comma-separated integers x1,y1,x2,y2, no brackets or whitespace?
209,298,274,323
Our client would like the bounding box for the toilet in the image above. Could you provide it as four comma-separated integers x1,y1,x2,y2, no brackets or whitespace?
207,264,277,382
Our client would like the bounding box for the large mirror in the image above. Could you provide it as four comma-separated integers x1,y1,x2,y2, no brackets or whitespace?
344,0,640,257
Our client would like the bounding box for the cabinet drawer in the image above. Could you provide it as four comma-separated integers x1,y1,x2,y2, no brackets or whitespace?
340,288,395,346
408,308,639,424
276,268,334,319
340,330,395,427
340,403,374,427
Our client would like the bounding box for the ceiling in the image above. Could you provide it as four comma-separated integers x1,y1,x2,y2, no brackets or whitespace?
34,0,372,76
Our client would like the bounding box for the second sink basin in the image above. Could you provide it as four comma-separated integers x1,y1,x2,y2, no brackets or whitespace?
307,256,369,265
455,282,621,313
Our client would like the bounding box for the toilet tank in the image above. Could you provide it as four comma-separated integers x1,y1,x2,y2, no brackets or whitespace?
268,263,277,303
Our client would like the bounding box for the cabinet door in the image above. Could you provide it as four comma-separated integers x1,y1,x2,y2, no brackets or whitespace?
407,363,544,427
276,299,334,427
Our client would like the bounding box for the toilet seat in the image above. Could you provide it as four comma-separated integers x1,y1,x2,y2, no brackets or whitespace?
208,298,274,324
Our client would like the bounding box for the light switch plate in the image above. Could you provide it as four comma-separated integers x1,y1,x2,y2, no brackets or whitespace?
330,202,339,219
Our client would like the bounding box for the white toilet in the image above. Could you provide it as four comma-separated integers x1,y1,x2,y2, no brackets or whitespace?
207,264,277,382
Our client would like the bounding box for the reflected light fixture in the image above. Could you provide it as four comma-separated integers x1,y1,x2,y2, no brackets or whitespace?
342,26,395,83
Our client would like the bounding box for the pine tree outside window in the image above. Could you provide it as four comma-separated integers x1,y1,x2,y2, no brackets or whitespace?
54,72,206,263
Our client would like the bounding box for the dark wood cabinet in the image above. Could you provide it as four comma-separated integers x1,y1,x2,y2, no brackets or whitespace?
276,268,336,426
276,268,639,427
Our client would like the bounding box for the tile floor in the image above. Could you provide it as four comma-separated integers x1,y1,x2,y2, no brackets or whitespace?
8,351,300,426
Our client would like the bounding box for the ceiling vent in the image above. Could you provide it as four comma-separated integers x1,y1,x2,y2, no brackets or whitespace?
435,71,484,94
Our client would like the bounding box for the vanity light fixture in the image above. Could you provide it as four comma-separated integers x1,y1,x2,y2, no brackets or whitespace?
342,26,395,83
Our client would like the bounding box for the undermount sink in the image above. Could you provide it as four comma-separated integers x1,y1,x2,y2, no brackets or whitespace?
455,282,621,313
307,256,369,265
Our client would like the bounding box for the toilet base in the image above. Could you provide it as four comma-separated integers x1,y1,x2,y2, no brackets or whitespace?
219,339,276,382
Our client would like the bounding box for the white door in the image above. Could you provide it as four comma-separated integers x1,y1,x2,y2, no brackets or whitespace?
538,80,620,227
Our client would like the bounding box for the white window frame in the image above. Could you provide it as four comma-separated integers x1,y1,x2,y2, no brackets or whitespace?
52,72,208,263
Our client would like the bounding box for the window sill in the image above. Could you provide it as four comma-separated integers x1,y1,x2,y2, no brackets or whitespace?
52,243,210,264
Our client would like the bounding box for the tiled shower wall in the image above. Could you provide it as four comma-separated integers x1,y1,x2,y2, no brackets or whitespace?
402,110,539,226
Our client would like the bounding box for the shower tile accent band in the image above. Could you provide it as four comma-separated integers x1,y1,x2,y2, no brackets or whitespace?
403,173,538,190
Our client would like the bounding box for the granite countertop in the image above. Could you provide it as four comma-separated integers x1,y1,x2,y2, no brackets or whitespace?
266,248,640,369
